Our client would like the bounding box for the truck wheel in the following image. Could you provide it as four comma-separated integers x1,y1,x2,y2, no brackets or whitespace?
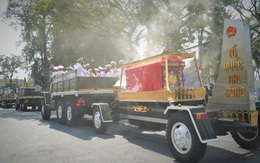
41,104,51,120
32,105,36,110
166,112,207,163
65,102,77,127
92,107,107,134
56,101,66,124
231,121,260,149
15,104,19,110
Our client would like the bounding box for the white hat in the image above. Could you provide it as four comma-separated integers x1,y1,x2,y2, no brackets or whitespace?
119,60,125,65
105,64,112,68
53,66,58,71
77,57,84,62
98,66,104,71
58,65,64,70
111,61,117,66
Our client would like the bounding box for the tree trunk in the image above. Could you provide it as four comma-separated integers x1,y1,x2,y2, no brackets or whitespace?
198,26,204,70
41,15,50,90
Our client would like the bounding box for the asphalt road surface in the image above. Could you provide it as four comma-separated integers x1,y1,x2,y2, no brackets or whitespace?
0,107,260,163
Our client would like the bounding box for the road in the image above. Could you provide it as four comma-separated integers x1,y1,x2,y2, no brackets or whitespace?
0,107,260,163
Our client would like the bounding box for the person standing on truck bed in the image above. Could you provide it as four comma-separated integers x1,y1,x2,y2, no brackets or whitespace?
117,60,125,78
57,65,64,75
75,57,89,76
110,61,118,77
51,66,58,78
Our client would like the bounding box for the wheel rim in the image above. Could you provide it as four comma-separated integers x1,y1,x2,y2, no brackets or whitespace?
237,128,259,141
58,105,63,119
67,106,72,121
171,122,192,154
94,111,101,129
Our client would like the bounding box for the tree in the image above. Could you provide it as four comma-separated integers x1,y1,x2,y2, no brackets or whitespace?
0,54,23,89
4,0,54,90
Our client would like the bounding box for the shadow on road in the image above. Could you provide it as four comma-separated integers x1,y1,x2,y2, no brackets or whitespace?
38,113,116,141
201,145,260,163
1,107,260,163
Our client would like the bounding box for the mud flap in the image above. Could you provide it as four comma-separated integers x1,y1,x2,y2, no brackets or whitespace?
92,103,113,123
165,106,217,143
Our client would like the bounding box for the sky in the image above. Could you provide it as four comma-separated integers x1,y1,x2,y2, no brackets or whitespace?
0,0,26,79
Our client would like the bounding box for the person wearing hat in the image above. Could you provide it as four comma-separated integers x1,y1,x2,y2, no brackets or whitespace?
100,67,107,77
75,57,89,76
94,68,100,77
110,61,118,77
117,60,125,78
104,64,112,77
88,68,95,77
57,65,64,75
51,66,58,78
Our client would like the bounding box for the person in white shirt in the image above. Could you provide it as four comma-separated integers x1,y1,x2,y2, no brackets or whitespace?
99,67,106,77
117,60,125,77
51,66,58,78
57,65,64,75
105,64,112,77
75,57,89,76
94,68,100,77
110,61,118,77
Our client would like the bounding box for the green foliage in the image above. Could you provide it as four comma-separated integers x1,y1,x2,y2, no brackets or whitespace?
0,54,23,88
2,0,259,85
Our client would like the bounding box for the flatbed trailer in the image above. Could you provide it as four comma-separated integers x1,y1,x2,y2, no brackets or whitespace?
41,69,118,126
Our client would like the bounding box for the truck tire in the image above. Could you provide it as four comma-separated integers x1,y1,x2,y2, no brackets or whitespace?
92,107,107,134
56,100,66,124
41,104,51,120
15,104,19,110
65,102,77,127
32,105,36,110
166,112,207,163
231,120,260,149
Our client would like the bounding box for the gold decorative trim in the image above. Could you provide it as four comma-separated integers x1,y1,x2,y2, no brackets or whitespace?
132,106,150,113
220,110,258,125
116,88,205,101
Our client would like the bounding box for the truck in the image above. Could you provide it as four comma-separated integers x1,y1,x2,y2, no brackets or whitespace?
41,19,260,163
1,88,16,108
41,69,118,126
15,86,43,111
